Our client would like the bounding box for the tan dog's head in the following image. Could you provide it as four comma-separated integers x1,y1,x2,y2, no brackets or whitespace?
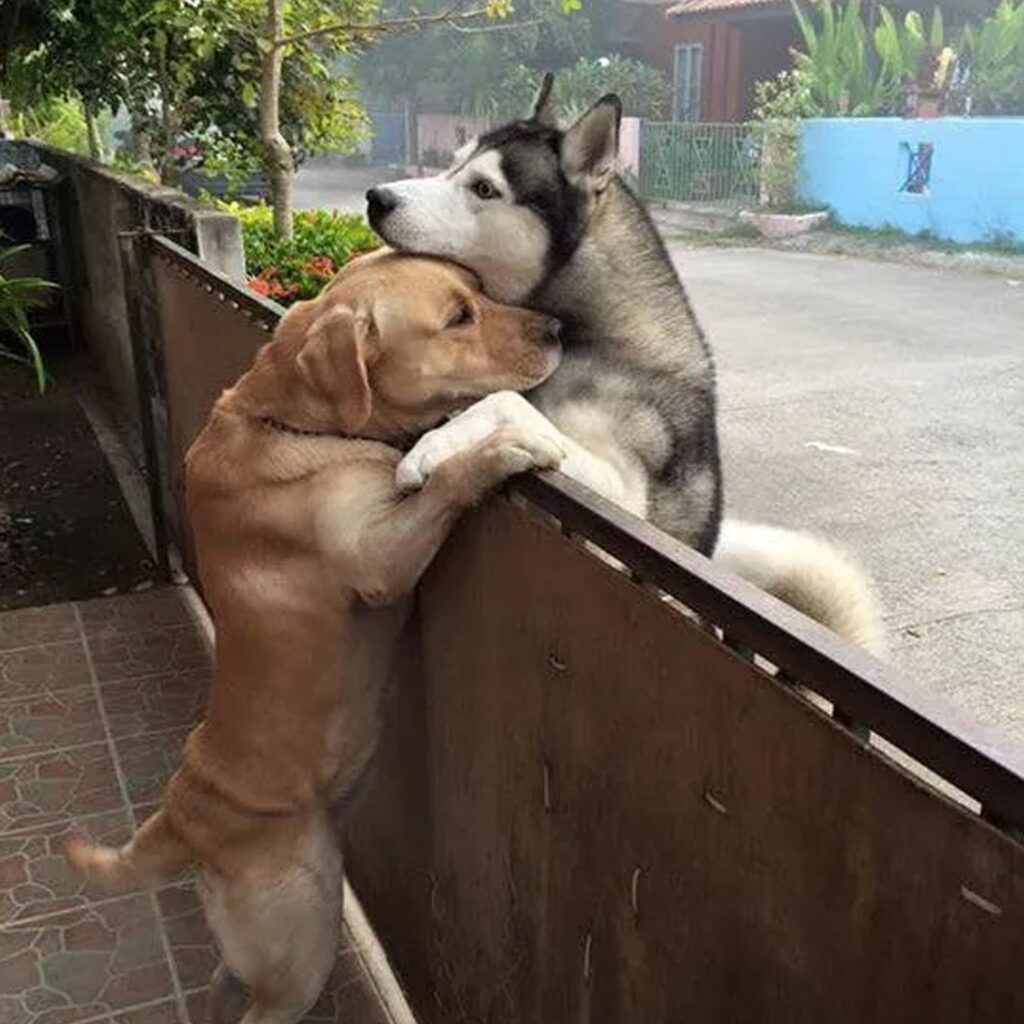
254,249,561,440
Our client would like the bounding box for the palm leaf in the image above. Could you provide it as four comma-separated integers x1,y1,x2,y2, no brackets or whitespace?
791,0,820,57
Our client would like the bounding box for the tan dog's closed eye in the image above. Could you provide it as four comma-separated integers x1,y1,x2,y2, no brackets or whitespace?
66,250,565,1024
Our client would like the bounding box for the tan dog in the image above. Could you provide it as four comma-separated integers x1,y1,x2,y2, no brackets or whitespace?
66,250,564,1024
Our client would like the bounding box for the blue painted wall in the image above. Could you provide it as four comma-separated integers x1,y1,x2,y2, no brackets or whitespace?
800,118,1024,246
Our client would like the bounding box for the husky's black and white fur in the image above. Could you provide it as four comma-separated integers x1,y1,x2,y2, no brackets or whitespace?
367,76,884,654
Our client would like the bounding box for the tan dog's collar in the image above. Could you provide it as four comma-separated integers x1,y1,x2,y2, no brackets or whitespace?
258,416,415,452
260,416,346,440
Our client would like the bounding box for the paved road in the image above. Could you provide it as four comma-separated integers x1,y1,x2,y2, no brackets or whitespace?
673,245,1024,753
293,157,402,215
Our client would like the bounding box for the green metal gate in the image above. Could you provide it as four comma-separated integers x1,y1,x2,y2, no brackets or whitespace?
638,121,761,205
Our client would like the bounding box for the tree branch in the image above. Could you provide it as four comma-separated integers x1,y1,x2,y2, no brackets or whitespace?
273,6,492,49
449,17,541,32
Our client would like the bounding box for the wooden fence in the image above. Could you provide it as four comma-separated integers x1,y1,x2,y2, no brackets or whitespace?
137,233,1023,1024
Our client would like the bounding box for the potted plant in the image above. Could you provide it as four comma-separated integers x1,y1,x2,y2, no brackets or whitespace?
740,71,829,239
0,244,58,392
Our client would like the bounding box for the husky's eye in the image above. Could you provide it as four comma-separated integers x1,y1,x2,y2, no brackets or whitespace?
471,178,501,200
447,303,475,329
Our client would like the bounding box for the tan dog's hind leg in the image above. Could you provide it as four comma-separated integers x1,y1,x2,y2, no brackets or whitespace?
208,964,249,1024
202,819,342,1024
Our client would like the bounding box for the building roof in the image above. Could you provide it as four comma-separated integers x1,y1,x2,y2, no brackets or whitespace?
666,0,788,15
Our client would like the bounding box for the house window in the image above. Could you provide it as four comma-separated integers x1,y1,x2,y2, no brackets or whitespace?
673,44,703,122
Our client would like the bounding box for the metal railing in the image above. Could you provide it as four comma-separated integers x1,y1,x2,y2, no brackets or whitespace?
638,121,761,206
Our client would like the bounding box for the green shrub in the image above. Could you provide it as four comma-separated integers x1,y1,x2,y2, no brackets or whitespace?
221,202,379,305
0,245,59,392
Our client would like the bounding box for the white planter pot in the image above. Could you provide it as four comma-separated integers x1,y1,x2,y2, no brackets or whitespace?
739,210,829,239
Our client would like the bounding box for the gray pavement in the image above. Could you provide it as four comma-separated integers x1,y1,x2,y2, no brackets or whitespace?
293,157,402,214
674,245,1024,752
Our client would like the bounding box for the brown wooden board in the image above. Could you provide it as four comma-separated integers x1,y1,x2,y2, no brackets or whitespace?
346,497,1024,1024
150,249,271,577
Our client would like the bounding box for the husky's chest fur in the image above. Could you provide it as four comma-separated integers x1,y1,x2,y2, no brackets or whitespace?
527,180,722,552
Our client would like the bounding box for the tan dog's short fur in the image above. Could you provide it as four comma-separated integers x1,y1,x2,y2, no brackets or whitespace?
66,250,564,1024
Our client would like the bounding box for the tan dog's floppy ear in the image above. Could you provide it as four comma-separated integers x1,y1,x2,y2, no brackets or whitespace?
530,71,557,126
561,93,622,193
296,305,374,433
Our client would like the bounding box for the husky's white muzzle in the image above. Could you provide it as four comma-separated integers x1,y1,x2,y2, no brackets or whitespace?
366,155,550,303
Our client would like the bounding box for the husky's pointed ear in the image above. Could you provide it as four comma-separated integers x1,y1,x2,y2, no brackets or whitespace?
296,304,375,432
530,72,557,126
561,93,622,192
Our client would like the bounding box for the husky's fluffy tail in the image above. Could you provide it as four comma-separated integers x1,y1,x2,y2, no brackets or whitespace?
714,519,885,657
66,807,192,894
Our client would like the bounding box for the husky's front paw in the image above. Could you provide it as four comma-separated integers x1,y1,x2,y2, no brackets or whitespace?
396,391,548,492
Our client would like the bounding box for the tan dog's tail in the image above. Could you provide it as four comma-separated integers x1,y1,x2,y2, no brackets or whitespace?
715,518,886,658
66,807,192,893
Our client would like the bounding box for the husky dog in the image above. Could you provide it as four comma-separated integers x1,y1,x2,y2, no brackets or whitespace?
366,76,884,654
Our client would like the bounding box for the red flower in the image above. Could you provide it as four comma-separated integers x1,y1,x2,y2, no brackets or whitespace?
248,277,271,296
304,255,336,279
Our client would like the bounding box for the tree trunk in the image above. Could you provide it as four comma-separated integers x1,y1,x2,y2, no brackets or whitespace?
260,0,295,239
84,104,103,161
128,103,153,165
155,42,181,185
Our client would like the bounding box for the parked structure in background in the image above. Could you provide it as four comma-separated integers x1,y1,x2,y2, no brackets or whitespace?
613,0,800,121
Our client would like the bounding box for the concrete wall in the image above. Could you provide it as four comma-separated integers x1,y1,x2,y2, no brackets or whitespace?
800,118,1024,246
29,145,245,427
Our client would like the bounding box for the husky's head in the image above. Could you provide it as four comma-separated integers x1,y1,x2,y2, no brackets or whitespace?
366,74,622,303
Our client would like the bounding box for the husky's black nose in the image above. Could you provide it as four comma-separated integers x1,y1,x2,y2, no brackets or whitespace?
544,317,562,345
366,187,399,227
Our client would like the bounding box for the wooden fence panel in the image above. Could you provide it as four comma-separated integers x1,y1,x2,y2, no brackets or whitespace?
150,242,273,576
346,498,1024,1024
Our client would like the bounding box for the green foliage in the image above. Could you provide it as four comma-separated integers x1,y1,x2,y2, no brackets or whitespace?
0,245,60,393
457,54,671,122
786,0,1024,115
223,202,378,303
752,72,814,211
753,68,819,120
109,150,162,183
789,0,966,114
9,97,113,157
790,0,895,115
358,0,615,115
546,55,673,120
873,6,945,83
960,0,1024,113
2,0,376,183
